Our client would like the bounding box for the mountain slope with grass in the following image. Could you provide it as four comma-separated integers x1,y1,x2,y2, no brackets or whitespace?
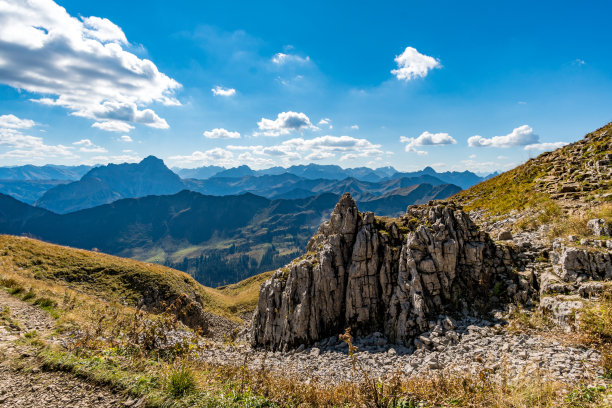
0,234,265,326
454,122,611,216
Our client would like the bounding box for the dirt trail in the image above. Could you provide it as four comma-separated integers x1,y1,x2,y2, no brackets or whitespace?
0,290,132,407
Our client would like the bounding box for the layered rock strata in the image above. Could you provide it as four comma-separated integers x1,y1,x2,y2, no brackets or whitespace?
251,194,530,350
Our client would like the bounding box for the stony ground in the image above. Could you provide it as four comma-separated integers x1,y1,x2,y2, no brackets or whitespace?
0,290,131,408
201,315,605,385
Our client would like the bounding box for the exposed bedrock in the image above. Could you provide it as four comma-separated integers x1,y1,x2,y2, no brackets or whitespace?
251,194,529,350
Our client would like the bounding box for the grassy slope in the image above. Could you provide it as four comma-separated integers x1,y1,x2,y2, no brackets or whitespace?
0,234,267,321
453,122,612,215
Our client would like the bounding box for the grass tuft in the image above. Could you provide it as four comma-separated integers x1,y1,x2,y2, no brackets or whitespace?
167,363,197,397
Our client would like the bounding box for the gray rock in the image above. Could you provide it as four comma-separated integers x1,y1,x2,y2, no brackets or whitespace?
539,296,584,331
251,195,523,350
587,218,610,236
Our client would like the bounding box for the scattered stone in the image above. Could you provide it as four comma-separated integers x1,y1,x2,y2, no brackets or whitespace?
497,230,513,241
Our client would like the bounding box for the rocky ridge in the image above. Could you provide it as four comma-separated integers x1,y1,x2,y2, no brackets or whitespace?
251,194,536,350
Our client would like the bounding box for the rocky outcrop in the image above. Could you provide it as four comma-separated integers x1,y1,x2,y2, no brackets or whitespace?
251,194,530,350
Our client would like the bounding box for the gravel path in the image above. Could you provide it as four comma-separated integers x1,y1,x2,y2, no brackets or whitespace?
0,290,131,408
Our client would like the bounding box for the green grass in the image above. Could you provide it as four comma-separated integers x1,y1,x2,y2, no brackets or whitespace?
168,364,197,397
453,122,612,216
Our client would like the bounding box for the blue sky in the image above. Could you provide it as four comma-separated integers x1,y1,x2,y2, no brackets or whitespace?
0,0,611,173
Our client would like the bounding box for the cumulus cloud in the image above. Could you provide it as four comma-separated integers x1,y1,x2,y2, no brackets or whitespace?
0,114,74,160
92,121,135,133
119,135,133,142
350,125,359,130
256,111,317,136
271,53,310,65
468,125,539,148
211,86,236,96
400,131,456,154
0,0,181,133
0,114,36,129
391,47,441,81
524,142,568,152
203,128,241,139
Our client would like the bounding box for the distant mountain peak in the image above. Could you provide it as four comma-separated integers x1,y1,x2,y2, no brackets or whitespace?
421,166,436,175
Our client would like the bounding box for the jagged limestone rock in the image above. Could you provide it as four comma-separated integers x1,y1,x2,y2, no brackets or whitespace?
251,194,521,350
587,218,611,237
550,245,612,282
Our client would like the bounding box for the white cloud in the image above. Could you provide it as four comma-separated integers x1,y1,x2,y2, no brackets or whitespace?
318,118,330,125
0,114,74,160
72,138,106,153
0,114,36,129
172,134,385,168
256,111,317,136
391,47,441,81
73,139,93,146
400,131,456,154
0,0,181,133
92,121,135,133
271,53,310,65
524,142,568,152
350,124,359,130
79,146,108,153
203,128,241,139
119,135,133,142
305,151,334,161
211,86,236,96
468,125,539,148
82,16,127,44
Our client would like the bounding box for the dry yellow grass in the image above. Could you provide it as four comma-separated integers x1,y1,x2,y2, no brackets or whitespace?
0,234,268,322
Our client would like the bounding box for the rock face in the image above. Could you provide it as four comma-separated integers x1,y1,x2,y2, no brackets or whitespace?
550,244,612,283
251,194,526,350
587,218,611,237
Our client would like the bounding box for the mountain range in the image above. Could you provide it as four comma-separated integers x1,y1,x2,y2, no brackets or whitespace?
0,156,475,284
0,164,93,180
176,163,493,188
0,191,336,285
34,156,185,213
0,157,477,214
0,175,458,285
